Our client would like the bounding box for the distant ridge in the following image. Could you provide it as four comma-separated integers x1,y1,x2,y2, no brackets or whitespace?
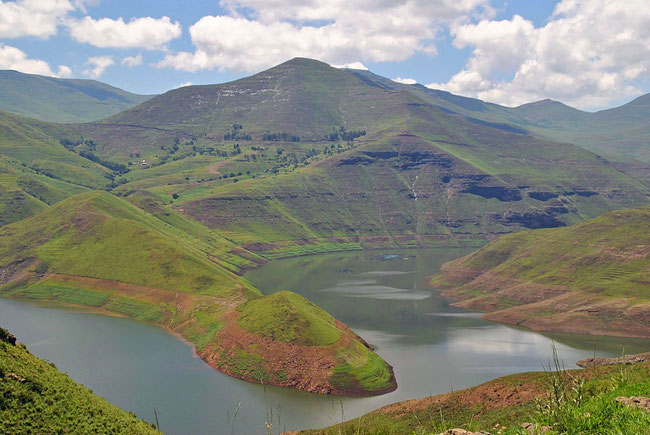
0,70,153,123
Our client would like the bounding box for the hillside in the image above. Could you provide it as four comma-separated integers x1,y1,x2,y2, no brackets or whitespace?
41,58,647,258
301,357,650,434
430,207,650,338
347,70,650,163
0,191,395,396
0,327,159,433
0,70,152,123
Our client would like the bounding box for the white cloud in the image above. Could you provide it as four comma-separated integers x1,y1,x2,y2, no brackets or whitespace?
68,16,181,49
83,55,114,78
393,77,416,84
121,53,142,67
429,0,650,109
158,0,491,73
0,43,70,77
0,0,74,38
57,64,72,77
332,62,368,70
173,81,193,89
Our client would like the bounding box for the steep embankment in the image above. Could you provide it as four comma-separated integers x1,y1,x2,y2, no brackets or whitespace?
0,191,395,396
0,327,159,433
430,207,650,338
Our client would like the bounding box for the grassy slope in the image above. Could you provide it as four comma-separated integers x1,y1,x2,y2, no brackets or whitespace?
1,59,642,258
430,207,650,338
0,156,88,225
0,70,152,123
350,70,650,163
0,328,158,434
0,110,109,189
0,191,395,396
303,360,650,434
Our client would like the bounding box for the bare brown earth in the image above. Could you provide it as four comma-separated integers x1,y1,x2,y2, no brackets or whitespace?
204,312,396,396
432,265,650,339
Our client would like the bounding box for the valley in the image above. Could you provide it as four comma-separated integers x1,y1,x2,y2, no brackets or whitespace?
0,57,648,434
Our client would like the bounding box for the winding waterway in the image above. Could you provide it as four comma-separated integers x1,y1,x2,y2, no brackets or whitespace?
1,248,648,434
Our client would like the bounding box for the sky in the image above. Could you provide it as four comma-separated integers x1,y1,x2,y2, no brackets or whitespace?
0,0,648,110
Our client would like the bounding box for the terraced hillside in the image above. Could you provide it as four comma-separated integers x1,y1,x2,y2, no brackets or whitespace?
0,70,152,123
0,191,395,396
0,327,159,433
430,206,650,338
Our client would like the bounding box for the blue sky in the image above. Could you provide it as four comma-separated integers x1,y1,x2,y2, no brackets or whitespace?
1,0,648,110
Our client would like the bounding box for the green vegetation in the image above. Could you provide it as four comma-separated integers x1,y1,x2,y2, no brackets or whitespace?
0,327,158,433
238,291,340,346
330,344,394,393
304,357,650,434
431,206,650,338
348,69,650,163
0,190,395,396
0,56,648,403
0,70,151,123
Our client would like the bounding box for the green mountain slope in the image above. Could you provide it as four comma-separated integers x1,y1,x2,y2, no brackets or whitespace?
0,327,159,434
43,58,645,257
0,70,152,123
0,156,88,226
0,110,110,189
350,70,650,163
0,191,395,396
430,206,650,338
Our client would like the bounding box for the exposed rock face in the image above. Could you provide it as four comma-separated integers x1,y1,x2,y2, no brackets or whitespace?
492,209,566,229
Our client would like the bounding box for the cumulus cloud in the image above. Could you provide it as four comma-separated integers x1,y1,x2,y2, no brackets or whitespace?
429,0,650,109
0,0,74,38
393,77,417,84
0,43,70,76
158,0,491,72
332,62,368,70
68,16,181,49
83,55,114,78
121,53,143,67
56,65,72,77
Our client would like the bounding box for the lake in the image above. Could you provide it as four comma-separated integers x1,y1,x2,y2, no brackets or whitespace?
1,248,648,434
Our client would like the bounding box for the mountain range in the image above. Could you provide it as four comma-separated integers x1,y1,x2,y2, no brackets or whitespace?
0,57,648,395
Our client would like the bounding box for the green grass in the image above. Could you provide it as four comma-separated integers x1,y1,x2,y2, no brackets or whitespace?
0,327,159,434
330,345,394,392
305,359,650,434
435,206,650,299
238,291,340,346
0,191,250,296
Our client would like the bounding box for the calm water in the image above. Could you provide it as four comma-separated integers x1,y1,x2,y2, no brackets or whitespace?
1,248,649,434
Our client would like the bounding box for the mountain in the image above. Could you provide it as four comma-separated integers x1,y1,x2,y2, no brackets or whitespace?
430,206,650,338
0,57,649,395
0,328,159,433
56,57,647,256
346,70,650,163
509,94,650,163
0,191,395,396
0,70,152,123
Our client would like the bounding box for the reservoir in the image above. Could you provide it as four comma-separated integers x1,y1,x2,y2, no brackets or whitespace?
1,248,648,434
